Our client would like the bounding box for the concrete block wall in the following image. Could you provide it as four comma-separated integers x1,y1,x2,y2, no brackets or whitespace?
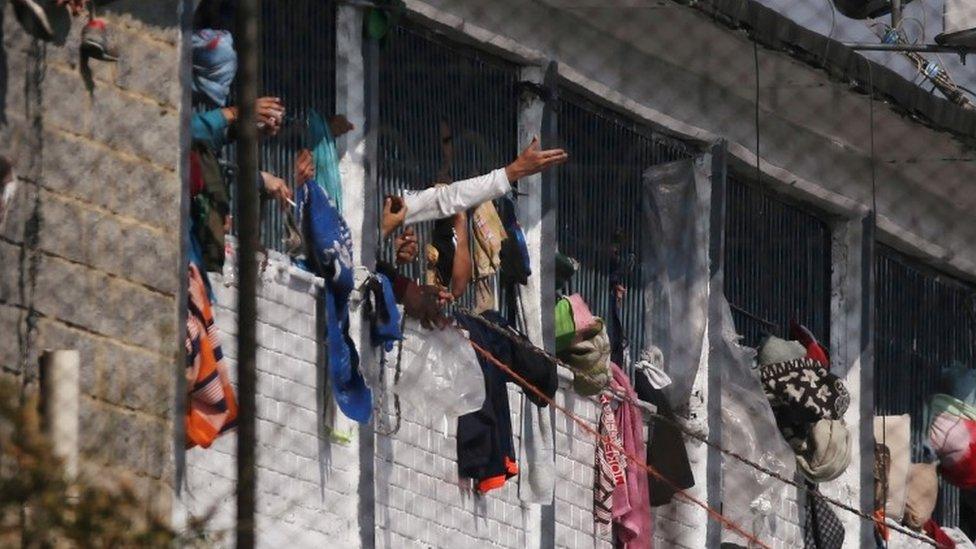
0,0,182,515
183,251,361,548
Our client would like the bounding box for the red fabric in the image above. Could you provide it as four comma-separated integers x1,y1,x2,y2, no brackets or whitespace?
939,421,976,489
189,150,204,196
790,319,829,367
923,519,956,549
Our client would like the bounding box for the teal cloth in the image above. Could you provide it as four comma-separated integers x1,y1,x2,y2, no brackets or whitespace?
307,109,343,210
941,362,976,406
191,109,230,151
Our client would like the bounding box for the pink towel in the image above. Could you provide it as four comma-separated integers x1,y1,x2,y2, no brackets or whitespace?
610,362,652,548
930,412,974,468
567,293,599,338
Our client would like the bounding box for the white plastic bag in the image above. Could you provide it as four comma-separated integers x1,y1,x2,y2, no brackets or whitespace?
395,318,486,425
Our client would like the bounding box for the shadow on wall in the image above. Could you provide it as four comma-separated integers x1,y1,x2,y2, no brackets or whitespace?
96,0,178,29
1,2,8,125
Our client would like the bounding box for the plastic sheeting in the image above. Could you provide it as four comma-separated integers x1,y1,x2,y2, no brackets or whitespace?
395,319,486,426
641,156,710,408
712,277,796,545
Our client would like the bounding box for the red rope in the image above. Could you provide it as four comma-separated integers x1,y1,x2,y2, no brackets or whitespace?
466,339,773,549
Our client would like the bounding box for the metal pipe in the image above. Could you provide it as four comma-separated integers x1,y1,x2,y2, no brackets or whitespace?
890,0,902,33
234,0,260,546
844,42,972,55
39,350,80,481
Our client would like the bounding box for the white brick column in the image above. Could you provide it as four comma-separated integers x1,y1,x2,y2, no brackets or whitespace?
516,63,552,549
336,5,373,547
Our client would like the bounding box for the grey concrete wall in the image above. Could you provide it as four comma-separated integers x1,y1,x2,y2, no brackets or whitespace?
0,0,182,516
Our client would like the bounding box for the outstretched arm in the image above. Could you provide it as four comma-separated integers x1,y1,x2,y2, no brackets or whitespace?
401,136,567,225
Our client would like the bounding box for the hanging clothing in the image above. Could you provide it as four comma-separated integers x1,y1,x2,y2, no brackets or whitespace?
594,391,626,541
789,320,830,367
634,366,695,506
401,168,510,225
498,194,531,286
368,273,401,352
457,311,557,407
308,109,344,209
189,141,230,273
803,483,845,549
470,200,506,279
928,393,976,489
608,362,652,548
185,264,237,448
759,356,850,425
923,519,957,549
455,313,518,494
298,161,371,423
793,419,852,484
634,346,671,391
903,462,939,531
455,311,557,493
555,294,611,396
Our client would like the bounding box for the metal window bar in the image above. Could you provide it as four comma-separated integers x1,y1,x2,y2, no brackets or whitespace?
875,244,976,529
723,175,832,348
194,1,337,254
555,89,695,364
376,21,519,314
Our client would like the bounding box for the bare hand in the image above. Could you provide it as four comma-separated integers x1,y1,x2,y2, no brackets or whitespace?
402,283,452,329
294,149,315,187
261,171,293,206
504,136,568,183
394,227,418,265
328,115,355,138
381,196,406,238
57,0,89,16
256,97,285,136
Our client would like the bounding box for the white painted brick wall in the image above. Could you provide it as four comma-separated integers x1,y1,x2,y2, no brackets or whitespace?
182,253,361,548
552,378,609,549
374,375,529,549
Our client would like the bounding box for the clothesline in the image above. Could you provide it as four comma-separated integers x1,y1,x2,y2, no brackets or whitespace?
465,338,773,549
454,308,659,416
454,309,946,548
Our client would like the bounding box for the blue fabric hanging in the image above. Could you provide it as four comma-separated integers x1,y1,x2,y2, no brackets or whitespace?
370,273,402,352
296,166,371,424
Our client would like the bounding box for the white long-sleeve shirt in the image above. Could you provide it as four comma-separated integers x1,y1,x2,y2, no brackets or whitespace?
402,168,511,225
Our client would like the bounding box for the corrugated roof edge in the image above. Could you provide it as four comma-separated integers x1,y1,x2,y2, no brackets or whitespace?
675,0,976,145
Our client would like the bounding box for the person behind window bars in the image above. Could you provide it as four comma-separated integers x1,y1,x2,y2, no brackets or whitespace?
377,135,567,327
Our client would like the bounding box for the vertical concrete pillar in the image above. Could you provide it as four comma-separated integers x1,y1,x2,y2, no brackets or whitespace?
335,5,373,547
516,62,556,549
39,350,80,481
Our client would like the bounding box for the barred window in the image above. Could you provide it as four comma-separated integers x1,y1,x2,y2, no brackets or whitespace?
875,244,976,531
377,22,519,309
724,176,832,348
556,90,693,357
